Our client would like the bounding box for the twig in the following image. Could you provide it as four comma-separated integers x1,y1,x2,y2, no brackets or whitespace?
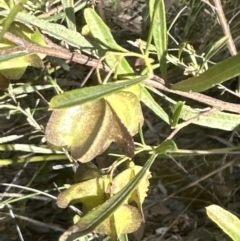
0,211,65,232
145,159,236,209
7,205,24,241
3,32,240,115
3,32,109,71
211,0,240,93
212,0,237,56
144,75,240,114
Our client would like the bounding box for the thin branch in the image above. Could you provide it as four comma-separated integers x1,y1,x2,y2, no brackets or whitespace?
3,32,109,71
0,211,65,232
144,75,240,114
145,159,236,209
212,0,237,56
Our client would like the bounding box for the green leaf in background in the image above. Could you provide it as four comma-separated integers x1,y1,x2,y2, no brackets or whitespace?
172,52,240,92
147,85,240,131
204,36,229,62
153,139,178,154
149,0,168,79
141,86,170,124
49,76,147,109
171,101,185,127
57,177,108,212
0,10,94,54
180,106,240,131
61,0,76,31
0,49,30,61
0,23,45,84
84,8,127,53
84,7,134,75
39,0,88,22
206,205,240,241
0,144,63,154
0,0,10,9
94,204,142,240
0,0,28,41
59,154,157,241
0,52,43,80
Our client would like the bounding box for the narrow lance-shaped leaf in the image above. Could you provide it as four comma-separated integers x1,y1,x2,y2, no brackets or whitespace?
0,0,28,41
61,0,76,31
84,8,128,53
49,76,147,109
84,7,134,75
0,10,94,54
172,52,240,92
149,0,168,79
146,85,240,131
141,86,170,124
206,205,240,241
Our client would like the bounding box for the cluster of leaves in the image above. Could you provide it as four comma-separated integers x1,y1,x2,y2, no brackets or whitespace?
57,162,151,240
1,0,240,240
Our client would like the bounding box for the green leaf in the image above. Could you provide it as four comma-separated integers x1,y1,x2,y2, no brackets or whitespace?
59,154,157,241
171,101,185,127
110,165,151,219
0,53,43,80
180,106,240,131
84,8,127,53
0,0,10,9
0,0,28,41
0,144,63,153
57,177,108,212
149,0,167,78
171,52,240,92
61,0,76,31
84,8,134,75
0,23,45,80
0,10,94,54
0,50,31,61
40,0,87,22
94,204,142,240
206,205,240,241
49,76,147,109
140,86,170,124
205,36,229,61
153,139,178,154
147,85,240,131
